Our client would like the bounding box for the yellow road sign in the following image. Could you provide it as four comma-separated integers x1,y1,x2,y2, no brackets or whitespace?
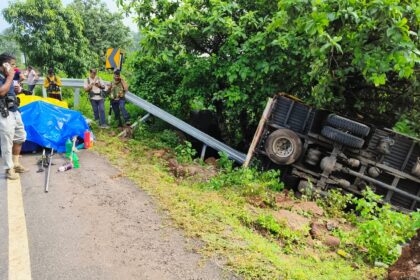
105,48,123,70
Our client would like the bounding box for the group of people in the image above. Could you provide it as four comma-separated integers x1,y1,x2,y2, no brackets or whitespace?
10,65,58,98
14,63,131,128
43,67,130,128
83,68,130,128
0,51,131,180
9,65,39,96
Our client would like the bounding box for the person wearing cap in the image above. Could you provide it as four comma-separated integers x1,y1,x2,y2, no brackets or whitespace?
108,69,130,127
43,68,62,100
84,69,108,128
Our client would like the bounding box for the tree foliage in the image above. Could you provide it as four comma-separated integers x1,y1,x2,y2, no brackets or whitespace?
0,28,23,64
3,0,92,77
121,0,419,146
3,0,131,77
68,0,132,68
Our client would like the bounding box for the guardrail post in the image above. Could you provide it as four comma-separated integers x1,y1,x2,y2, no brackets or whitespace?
74,88,80,108
200,144,208,160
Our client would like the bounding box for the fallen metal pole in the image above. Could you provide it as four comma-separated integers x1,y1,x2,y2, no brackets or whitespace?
44,148,54,193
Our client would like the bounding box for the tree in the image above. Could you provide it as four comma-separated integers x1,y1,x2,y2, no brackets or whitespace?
3,0,93,77
120,0,419,147
0,28,23,65
68,0,132,69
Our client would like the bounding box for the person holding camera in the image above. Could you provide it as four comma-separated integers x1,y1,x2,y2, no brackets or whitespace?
83,68,108,128
0,53,27,180
43,67,62,100
108,69,130,127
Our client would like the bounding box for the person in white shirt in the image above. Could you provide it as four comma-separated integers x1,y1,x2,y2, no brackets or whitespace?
26,66,38,93
83,68,108,128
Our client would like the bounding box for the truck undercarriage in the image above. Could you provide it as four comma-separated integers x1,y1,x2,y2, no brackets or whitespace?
246,94,420,212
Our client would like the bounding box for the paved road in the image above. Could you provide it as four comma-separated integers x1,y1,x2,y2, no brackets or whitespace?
0,150,231,280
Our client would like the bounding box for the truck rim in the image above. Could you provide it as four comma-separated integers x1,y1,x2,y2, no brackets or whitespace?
272,137,294,158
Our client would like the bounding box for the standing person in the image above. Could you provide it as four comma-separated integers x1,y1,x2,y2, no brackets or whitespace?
26,65,38,93
83,69,108,128
0,53,27,180
13,67,25,83
108,69,130,127
43,68,62,100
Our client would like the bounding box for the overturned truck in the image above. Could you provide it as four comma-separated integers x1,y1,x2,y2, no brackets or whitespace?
246,94,420,212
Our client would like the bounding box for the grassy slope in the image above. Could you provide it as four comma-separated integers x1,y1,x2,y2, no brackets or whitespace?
91,130,385,280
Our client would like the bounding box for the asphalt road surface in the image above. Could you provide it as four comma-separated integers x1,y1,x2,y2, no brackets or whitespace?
0,150,232,280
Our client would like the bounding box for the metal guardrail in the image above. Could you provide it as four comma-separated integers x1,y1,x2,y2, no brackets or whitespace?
24,78,85,105
28,77,84,87
125,92,246,163
25,78,247,163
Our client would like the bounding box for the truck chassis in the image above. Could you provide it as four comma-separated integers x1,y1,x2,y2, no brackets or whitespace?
246,94,420,212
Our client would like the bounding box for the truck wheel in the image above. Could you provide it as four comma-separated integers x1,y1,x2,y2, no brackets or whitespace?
321,126,365,149
265,129,302,165
326,114,370,137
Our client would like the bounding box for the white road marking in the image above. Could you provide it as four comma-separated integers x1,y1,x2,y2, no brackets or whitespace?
8,176,32,280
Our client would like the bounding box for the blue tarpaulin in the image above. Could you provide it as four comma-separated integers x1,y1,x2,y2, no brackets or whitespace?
20,101,90,152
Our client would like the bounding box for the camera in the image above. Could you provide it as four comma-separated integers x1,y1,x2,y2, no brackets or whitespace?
0,98,9,118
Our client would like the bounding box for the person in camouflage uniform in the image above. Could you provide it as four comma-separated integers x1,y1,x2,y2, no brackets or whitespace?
108,70,130,127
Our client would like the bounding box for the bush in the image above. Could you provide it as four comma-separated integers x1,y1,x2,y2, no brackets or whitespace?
217,151,234,172
206,168,283,198
319,189,353,218
349,189,419,264
393,118,419,138
133,124,181,150
175,141,197,163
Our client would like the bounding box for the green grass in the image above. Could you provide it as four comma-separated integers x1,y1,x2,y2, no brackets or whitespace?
91,129,386,280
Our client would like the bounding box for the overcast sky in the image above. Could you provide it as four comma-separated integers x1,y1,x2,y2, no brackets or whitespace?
0,0,138,33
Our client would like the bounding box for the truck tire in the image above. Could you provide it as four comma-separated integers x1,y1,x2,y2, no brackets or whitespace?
265,129,302,165
321,126,365,149
326,114,370,137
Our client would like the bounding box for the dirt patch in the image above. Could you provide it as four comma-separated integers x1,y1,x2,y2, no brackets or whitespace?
275,192,295,208
247,196,268,208
292,201,324,217
152,149,168,158
274,209,311,232
310,221,341,249
204,157,218,168
275,193,324,217
166,158,217,182
387,229,420,280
